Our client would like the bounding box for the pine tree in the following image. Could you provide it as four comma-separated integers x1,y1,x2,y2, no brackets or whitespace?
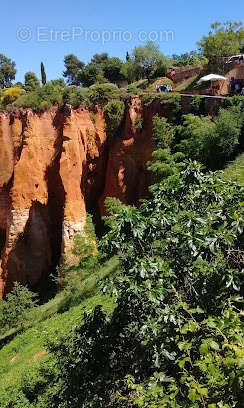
41,62,46,85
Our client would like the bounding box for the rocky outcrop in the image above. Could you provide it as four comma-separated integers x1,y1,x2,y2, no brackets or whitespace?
0,106,107,296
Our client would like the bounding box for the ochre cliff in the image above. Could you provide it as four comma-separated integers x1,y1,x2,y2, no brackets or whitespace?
0,106,107,296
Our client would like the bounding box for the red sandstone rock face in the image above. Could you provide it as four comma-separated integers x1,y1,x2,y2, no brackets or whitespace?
0,106,107,297
99,96,179,215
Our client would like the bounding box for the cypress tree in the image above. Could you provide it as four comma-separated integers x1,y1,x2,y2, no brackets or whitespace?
41,62,46,85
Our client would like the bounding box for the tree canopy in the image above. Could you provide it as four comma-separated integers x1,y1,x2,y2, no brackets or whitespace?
63,54,85,86
0,54,16,89
133,41,169,79
197,21,244,62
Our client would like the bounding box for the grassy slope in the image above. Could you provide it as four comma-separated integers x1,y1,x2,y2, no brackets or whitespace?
220,152,244,184
174,75,198,92
0,257,119,392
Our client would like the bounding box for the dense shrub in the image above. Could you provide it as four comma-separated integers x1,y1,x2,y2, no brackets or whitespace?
147,115,184,181
62,87,89,108
176,107,243,169
12,80,66,111
0,283,37,334
0,86,22,107
103,100,125,139
126,84,141,95
191,95,205,114
88,83,121,107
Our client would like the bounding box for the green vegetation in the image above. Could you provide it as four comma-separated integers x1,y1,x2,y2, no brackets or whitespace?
24,72,40,92
190,95,205,114
63,54,85,86
147,115,184,182
171,52,208,67
0,283,38,336
40,62,46,85
103,100,125,139
0,54,16,89
1,159,242,407
174,74,199,91
220,152,244,184
197,21,244,63
87,83,121,107
176,106,244,169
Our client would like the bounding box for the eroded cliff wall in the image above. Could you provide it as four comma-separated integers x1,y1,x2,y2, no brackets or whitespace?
0,106,107,296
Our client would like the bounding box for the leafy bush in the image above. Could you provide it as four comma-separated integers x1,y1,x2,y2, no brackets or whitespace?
176,114,216,165
88,83,121,107
62,86,89,108
126,84,141,95
103,100,125,140
142,92,157,106
12,80,66,111
176,107,243,169
147,115,184,182
191,95,204,114
0,283,37,334
0,87,22,107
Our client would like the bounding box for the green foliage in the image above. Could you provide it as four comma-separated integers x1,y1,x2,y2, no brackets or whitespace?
0,87,22,107
91,53,109,67
103,100,125,139
133,41,169,79
176,107,243,169
12,79,66,111
63,54,85,86
0,54,16,89
103,57,124,82
24,72,40,93
62,86,89,108
142,92,181,116
120,60,140,83
0,283,37,334
40,62,46,85
159,92,182,122
220,152,244,185
191,95,204,114
221,95,244,111
88,83,121,107
73,215,96,257
152,115,175,148
5,162,243,407
172,51,208,67
197,21,244,63
126,84,141,95
78,63,103,87
142,92,157,106
176,114,216,165
147,115,184,182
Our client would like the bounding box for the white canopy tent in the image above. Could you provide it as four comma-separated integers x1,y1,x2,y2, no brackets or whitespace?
197,74,227,84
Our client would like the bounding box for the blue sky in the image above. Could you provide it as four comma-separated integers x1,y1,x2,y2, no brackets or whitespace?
1,0,243,83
